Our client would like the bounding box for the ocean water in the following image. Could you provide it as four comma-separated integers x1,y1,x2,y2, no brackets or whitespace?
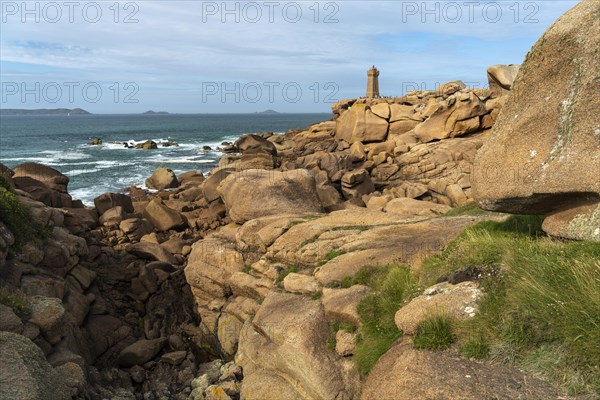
0,113,329,204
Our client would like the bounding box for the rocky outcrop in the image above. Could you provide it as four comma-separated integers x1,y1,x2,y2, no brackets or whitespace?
12,162,73,208
235,134,277,156
394,281,483,334
361,338,566,400
487,64,520,97
472,0,600,242
145,167,179,190
0,332,70,400
236,292,360,400
93,192,134,215
217,169,324,223
334,85,494,146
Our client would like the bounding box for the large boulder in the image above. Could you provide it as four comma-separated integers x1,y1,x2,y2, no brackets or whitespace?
217,169,324,224
236,292,359,400
117,338,167,367
0,332,70,400
203,167,235,203
235,134,277,156
11,163,72,208
335,104,389,143
361,338,565,400
394,281,483,335
143,198,186,231
472,0,600,242
487,64,520,96
93,192,134,215
145,167,179,190
12,162,68,193
127,242,178,264
341,169,375,200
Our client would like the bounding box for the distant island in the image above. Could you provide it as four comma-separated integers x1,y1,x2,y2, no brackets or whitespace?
142,110,170,115
255,109,280,115
0,108,91,116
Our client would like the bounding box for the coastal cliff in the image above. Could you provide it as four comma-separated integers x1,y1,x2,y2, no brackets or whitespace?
1,2,599,398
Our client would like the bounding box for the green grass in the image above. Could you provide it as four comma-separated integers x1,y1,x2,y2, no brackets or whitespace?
0,174,12,191
0,187,40,254
327,320,357,351
316,249,345,267
300,235,320,248
353,264,419,377
242,264,252,274
275,265,300,285
443,202,488,217
0,287,30,317
414,314,456,350
418,214,600,396
419,215,546,287
461,334,490,359
330,225,370,232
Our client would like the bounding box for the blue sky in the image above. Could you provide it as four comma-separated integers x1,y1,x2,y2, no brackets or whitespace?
0,0,579,113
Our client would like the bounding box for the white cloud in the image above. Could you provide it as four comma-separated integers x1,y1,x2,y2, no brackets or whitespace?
0,0,579,112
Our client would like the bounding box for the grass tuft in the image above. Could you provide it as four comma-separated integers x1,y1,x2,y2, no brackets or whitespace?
414,314,456,350
418,214,600,396
353,264,419,377
327,320,357,351
0,187,39,254
0,287,30,317
460,335,490,359
275,265,299,285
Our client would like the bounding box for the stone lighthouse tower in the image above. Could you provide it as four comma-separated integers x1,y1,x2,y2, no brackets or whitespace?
366,65,380,98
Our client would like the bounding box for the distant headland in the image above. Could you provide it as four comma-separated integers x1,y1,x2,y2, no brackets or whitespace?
142,110,170,115
255,109,280,115
0,108,91,116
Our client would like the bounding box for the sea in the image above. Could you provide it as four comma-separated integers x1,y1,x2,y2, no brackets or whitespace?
0,113,329,205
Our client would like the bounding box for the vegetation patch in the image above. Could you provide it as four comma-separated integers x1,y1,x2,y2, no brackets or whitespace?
414,314,456,350
443,202,489,217
326,320,357,351
460,334,490,360
0,187,41,255
316,249,345,267
0,287,30,317
353,263,419,377
242,264,252,274
418,214,600,396
300,235,320,248
0,174,12,191
275,265,300,285
330,225,370,232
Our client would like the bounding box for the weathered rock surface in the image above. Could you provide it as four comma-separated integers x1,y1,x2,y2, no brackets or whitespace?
235,134,277,156
394,281,483,334
143,198,186,231
127,241,178,264
473,0,600,242
487,64,520,96
0,332,70,400
117,338,167,367
93,192,134,215
12,162,72,208
236,292,359,400
145,167,179,190
361,338,565,400
218,169,324,223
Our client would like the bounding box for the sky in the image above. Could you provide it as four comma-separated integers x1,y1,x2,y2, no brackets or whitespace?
0,0,580,113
